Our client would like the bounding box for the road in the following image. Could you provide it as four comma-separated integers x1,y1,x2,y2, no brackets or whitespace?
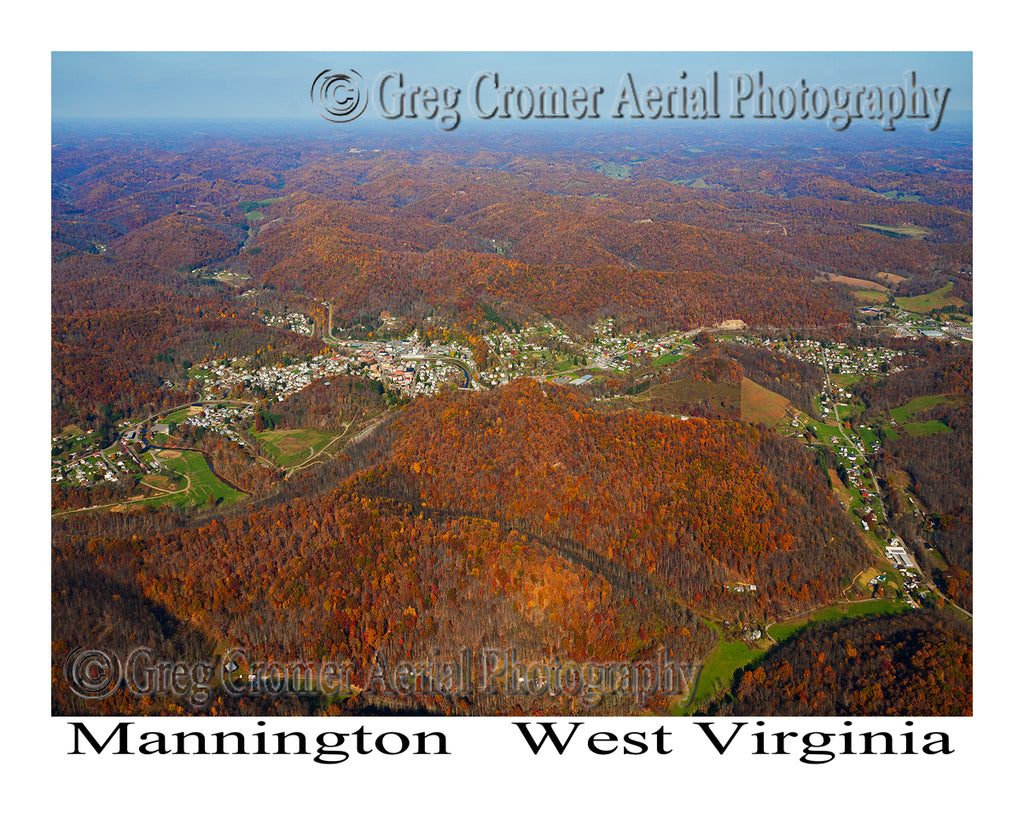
818,351,971,617
322,301,478,390
820,350,887,521
59,398,258,469
346,412,394,447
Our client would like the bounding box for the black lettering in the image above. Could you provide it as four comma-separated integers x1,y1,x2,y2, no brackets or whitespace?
695,721,745,755
69,721,132,755
923,732,954,755
514,721,582,755
623,731,649,755
587,731,618,755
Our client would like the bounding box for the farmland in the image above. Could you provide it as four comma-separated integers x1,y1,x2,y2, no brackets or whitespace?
896,282,966,314
253,427,341,469
740,377,791,426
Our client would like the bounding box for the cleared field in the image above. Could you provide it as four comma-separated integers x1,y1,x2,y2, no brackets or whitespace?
860,426,879,449
904,420,951,436
153,449,243,507
826,467,845,492
767,598,910,643
879,190,922,202
896,282,966,314
673,596,913,715
858,188,921,202
672,175,713,188
808,418,843,441
836,400,866,420
859,222,932,240
162,407,191,424
692,640,762,702
854,289,888,304
740,377,790,426
890,393,964,423
626,377,741,417
673,629,763,715
824,272,888,291
255,427,338,468
927,548,950,572
140,474,181,492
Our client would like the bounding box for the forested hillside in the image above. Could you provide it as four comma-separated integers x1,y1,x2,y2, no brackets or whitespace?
53,381,867,715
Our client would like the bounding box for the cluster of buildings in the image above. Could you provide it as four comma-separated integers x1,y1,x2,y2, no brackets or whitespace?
483,319,690,381
52,441,154,488
341,337,476,394
260,312,314,336
412,361,465,395
768,338,903,379
580,320,688,371
350,342,418,391
179,404,255,445
878,306,971,341
190,354,348,402
52,451,122,485
883,541,927,602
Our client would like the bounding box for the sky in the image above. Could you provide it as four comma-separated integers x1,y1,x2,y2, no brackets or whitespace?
51,52,972,131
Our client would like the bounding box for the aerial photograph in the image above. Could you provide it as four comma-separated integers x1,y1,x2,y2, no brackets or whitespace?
50,51,973,719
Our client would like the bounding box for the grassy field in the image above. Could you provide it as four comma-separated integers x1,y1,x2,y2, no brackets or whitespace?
740,378,790,426
161,407,192,424
255,427,338,468
140,474,182,493
879,190,922,202
690,640,762,704
672,595,913,716
890,393,964,423
904,420,952,436
240,196,286,212
854,289,889,304
859,222,933,240
808,418,843,442
627,377,741,417
836,399,866,420
673,623,764,715
927,548,950,572
152,449,243,507
896,282,966,314
652,353,684,367
832,372,863,387
551,355,587,373
767,598,910,643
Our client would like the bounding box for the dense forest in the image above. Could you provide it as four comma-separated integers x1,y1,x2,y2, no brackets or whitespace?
704,610,971,716
53,381,869,715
